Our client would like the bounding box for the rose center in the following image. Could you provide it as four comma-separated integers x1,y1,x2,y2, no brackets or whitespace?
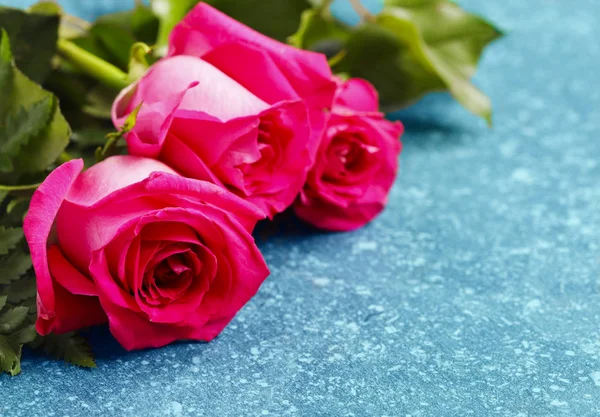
239,114,291,191
323,134,379,182
154,254,190,286
139,249,199,305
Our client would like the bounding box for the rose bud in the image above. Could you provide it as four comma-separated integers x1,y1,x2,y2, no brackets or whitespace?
24,156,269,350
113,54,312,218
294,79,404,231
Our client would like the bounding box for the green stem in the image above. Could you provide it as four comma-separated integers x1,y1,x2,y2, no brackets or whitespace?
0,183,41,191
57,39,129,90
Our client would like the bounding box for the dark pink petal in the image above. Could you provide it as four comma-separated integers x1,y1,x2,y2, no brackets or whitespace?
160,133,225,186
295,109,404,231
141,172,265,232
48,245,97,296
102,302,197,350
334,78,380,113
89,250,140,311
23,159,84,335
168,3,336,122
202,42,299,104
168,110,261,167
294,197,385,232
196,213,269,320
44,245,107,333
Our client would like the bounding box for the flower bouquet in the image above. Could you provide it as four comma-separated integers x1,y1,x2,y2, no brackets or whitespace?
0,0,500,375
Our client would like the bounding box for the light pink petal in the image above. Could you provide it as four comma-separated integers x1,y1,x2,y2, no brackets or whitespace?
121,56,268,122
116,82,199,158
64,155,177,207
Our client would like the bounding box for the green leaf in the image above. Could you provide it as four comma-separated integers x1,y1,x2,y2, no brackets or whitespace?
12,323,36,345
288,7,349,51
68,4,158,70
0,96,56,172
0,333,22,375
0,226,23,255
0,28,13,113
6,274,36,304
0,194,31,228
95,5,159,46
287,0,501,122
204,0,312,42
0,29,71,174
82,85,115,120
31,332,96,368
0,252,32,285
0,295,6,310
27,1,62,15
71,34,116,66
0,306,29,334
152,0,312,50
90,22,137,70
71,127,114,148
0,5,59,83
152,0,197,52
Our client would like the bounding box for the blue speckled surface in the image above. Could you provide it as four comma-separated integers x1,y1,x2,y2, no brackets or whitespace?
2,0,600,416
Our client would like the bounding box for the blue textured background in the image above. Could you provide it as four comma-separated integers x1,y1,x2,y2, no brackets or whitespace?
2,1,600,416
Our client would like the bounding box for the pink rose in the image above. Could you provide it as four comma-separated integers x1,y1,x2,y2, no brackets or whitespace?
24,156,269,350
169,3,337,142
113,55,311,218
294,79,404,231
113,3,339,219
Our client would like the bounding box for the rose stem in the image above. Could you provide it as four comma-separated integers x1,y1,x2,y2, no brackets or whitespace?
56,39,129,91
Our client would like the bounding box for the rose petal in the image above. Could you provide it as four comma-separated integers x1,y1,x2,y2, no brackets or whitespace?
115,82,199,159
64,156,177,208
121,56,268,121
168,3,336,110
48,245,97,296
202,42,299,104
334,78,380,113
169,110,261,167
23,159,84,335
89,250,139,311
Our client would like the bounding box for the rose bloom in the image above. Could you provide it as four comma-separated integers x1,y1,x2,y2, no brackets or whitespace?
294,79,404,231
169,3,336,141
24,156,269,350
113,3,337,218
